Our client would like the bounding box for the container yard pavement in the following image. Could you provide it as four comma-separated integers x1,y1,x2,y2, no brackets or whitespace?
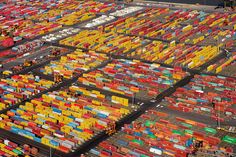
0,46,62,73
0,0,235,157
87,110,236,156
147,0,221,6
133,0,230,12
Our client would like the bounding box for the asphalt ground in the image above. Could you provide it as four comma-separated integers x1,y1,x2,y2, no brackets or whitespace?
0,46,52,73
0,1,235,156
148,0,222,6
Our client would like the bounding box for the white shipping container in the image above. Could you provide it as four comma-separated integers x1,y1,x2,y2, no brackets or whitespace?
62,142,72,149
149,147,162,155
67,97,76,102
42,125,49,130
75,118,84,123
4,139,10,146
54,132,64,138
99,111,110,116
98,120,107,126
64,140,75,147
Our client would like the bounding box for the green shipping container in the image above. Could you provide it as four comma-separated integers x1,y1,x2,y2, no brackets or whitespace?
174,144,186,150
172,130,184,136
132,139,144,146
185,129,193,135
222,136,236,144
204,127,217,134
13,149,22,155
148,134,156,139
181,122,193,128
145,120,155,127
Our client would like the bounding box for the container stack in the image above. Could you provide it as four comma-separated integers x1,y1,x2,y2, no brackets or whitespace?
87,110,235,157
163,74,236,121
206,52,236,77
0,0,122,48
12,40,44,54
0,0,235,156
59,30,150,55
0,85,137,153
78,59,189,100
0,74,54,111
41,28,80,42
41,49,109,79
0,138,39,156
128,41,219,69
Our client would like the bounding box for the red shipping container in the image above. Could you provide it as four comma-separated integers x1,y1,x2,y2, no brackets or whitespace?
100,150,111,157
112,152,125,157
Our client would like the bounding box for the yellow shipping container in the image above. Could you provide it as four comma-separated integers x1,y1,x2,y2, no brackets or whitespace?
216,66,223,73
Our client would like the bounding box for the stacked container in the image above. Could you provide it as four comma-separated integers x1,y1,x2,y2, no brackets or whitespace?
41,49,108,79
88,110,235,157
41,28,80,42
163,74,236,120
128,41,219,69
206,52,236,77
15,22,62,39
12,40,44,54
0,74,54,111
78,59,189,100
59,30,150,55
0,138,39,156
103,8,235,50
0,85,137,153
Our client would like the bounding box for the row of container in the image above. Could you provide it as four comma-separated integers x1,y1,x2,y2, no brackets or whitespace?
0,19,62,46
41,28,80,42
185,28,235,48
0,36,15,48
103,8,201,33
0,0,124,47
12,39,44,54
225,13,236,30
0,85,137,153
41,49,109,79
206,52,236,77
84,15,115,28
59,30,150,55
15,22,62,39
195,12,236,30
104,8,199,35
127,40,219,69
56,12,95,26
31,0,123,25
103,8,235,48
30,9,95,26
0,74,55,111
2,1,121,22
88,110,235,157
13,0,83,10
163,74,236,120
0,46,69,77
78,59,189,100
0,4,42,18
0,50,17,64
168,12,235,46
0,4,58,46
109,6,144,17
0,138,39,157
